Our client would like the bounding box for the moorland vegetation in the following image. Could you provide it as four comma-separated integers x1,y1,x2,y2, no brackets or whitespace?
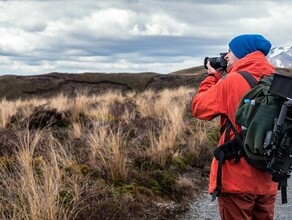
1,66,291,219
0,86,218,220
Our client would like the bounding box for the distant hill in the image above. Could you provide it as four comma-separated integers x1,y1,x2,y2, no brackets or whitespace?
0,70,206,100
0,66,291,100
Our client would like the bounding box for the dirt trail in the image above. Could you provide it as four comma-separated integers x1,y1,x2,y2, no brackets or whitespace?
178,178,292,220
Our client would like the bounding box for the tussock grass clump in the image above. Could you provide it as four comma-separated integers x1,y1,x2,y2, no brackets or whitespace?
87,125,129,182
0,86,218,219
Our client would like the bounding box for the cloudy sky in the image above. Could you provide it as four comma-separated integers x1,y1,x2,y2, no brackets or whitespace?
0,0,292,75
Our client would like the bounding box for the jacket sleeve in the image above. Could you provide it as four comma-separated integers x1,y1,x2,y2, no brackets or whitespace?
191,71,227,120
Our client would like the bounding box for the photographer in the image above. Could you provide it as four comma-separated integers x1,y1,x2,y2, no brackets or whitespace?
191,34,278,219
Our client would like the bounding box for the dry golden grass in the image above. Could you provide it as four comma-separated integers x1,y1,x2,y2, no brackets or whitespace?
0,98,16,128
1,129,69,220
48,93,70,112
87,125,129,182
70,122,83,140
0,86,218,219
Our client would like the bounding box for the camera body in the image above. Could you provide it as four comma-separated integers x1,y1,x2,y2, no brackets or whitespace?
204,52,227,70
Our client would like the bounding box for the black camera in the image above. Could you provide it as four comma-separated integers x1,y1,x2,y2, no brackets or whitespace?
204,52,227,70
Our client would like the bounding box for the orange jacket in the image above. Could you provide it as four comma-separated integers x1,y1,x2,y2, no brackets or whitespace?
192,51,278,195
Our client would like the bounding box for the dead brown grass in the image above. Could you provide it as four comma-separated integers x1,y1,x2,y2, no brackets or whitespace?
0,86,218,219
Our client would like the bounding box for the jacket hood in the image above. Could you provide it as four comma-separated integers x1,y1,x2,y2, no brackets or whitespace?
227,51,276,78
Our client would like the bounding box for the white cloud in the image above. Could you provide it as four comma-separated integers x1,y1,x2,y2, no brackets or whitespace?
68,8,134,39
131,14,186,36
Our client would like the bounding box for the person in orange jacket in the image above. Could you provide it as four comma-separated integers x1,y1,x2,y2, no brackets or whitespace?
192,34,278,219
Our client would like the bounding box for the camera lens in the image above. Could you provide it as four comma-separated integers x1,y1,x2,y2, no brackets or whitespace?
204,57,209,69
203,53,227,70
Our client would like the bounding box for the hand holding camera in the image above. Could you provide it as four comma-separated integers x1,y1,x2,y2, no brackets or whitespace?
204,53,227,70
204,52,228,72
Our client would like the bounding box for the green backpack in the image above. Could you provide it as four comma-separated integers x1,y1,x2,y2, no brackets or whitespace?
212,72,292,204
236,75,284,165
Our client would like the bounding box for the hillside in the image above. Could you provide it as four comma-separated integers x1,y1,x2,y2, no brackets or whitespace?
0,66,291,100
0,70,206,100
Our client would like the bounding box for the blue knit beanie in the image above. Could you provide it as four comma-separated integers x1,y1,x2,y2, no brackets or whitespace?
229,34,271,59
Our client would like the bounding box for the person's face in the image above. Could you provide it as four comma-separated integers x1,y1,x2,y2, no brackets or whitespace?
224,49,239,67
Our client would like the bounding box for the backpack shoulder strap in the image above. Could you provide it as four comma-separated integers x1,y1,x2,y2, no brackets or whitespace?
239,71,258,88
212,71,257,200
